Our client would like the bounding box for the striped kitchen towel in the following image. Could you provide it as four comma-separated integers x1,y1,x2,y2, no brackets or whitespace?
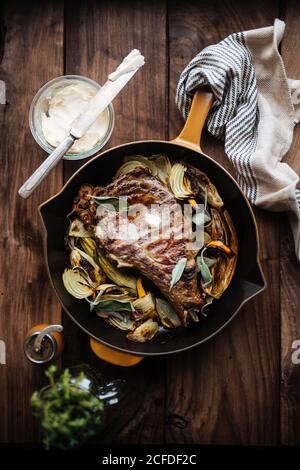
176,19,300,260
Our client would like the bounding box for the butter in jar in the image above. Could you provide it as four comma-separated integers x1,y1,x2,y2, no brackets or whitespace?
29,75,115,160
41,82,110,154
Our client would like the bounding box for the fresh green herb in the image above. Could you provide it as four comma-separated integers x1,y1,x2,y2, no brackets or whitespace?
197,249,217,287
192,209,211,226
93,299,134,313
197,257,212,287
170,258,187,290
91,196,128,212
31,365,104,450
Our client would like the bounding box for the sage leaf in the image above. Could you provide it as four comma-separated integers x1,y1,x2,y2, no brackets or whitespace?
197,249,217,287
197,256,212,287
170,258,187,290
91,195,128,212
94,299,134,313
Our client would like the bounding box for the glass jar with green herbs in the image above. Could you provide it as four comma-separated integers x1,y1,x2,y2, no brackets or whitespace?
31,364,125,450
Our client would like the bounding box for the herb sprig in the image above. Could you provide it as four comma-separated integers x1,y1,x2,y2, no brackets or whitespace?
31,365,104,450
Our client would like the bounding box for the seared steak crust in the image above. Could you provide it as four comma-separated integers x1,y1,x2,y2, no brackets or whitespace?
76,166,204,325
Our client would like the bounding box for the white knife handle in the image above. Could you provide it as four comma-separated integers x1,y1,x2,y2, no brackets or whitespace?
18,136,75,199
71,50,145,139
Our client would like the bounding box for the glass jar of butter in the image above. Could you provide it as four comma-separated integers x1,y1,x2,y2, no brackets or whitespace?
29,75,115,160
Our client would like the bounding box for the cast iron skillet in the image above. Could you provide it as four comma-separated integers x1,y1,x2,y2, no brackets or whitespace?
39,90,266,357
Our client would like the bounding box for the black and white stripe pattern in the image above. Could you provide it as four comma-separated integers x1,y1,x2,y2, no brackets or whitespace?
176,32,259,203
296,189,300,207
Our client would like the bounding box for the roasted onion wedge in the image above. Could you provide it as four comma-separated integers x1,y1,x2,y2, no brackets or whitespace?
124,155,158,175
186,165,223,208
96,311,136,331
156,298,181,328
69,245,106,287
169,163,194,199
97,249,137,292
133,292,157,320
107,315,136,331
149,155,172,185
116,161,148,177
62,268,94,299
126,319,159,342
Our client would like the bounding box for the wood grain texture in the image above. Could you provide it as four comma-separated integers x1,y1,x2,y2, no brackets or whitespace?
280,0,300,445
63,0,167,444
0,1,63,442
1,0,300,446
166,0,281,445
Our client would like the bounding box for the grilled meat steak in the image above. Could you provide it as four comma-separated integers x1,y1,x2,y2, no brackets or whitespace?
74,166,204,325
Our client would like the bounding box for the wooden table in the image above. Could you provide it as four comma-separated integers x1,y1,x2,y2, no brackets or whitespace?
0,0,300,446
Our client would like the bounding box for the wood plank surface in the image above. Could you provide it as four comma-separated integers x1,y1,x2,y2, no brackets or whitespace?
166,0,281,445
0,1,64,442
280,0,300,445
63,0,167,444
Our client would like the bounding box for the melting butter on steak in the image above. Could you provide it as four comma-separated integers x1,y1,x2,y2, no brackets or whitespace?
74,166,204,325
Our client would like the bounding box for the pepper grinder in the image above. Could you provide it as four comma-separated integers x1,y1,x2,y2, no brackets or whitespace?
24,324,64,364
